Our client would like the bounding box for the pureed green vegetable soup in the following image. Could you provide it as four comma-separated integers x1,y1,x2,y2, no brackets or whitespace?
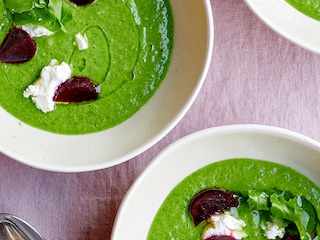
0,0,173,134
286,0,320,21
147,159,320,239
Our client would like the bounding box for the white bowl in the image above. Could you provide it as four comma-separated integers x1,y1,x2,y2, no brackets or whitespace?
244,0,320,54
111,124,320,239
0,0,214,172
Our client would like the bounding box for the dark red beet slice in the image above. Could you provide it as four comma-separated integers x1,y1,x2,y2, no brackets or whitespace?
69,0,95,6
205,236,236,240
282,233,300,240
189,189,239,226
53,76,98,103
0,27,36,64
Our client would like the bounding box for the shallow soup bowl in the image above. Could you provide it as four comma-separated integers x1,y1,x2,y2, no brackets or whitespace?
244,0,320,54
111,124,320,239
0,0,214,172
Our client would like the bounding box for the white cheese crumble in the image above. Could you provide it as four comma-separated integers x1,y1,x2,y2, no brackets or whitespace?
21,25,54,38
75,33,89,50
202,211,247,240
23,59,72,113
262,221,286,239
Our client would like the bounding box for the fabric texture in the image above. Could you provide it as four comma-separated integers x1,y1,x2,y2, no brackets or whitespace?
1,1,320,239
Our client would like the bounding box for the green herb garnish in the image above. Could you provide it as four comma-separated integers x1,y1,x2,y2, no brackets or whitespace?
248,190,318,240
270,194,316,240
4,0,72,32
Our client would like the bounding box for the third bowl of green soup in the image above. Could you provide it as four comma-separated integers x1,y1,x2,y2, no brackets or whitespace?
112,124,320,240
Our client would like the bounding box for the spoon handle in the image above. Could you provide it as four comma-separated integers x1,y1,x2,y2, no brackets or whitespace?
0,214,44,240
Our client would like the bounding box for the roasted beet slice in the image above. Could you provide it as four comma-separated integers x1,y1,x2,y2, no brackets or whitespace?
53,76,98,103
189,189,239,226
205,236,236,240
0,27,36,64
69,0,95,6
282,233,300,240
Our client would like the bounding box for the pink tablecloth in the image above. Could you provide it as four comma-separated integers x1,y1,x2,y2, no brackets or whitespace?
1,1,320,239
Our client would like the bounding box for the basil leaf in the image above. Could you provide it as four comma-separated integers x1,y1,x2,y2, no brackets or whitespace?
47,0,73,32
270,194,316,240
13,8,60,32
0,0,13,42
48,0,62,20
247,190,271,211
5,0,72,33
4,0,46,14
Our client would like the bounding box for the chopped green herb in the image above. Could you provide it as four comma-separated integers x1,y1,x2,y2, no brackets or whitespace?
247,190,270,211
270,194,317,240
248,189,317,240
4,0,72,32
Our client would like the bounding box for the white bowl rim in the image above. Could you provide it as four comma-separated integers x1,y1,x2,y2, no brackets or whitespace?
244,0,320,54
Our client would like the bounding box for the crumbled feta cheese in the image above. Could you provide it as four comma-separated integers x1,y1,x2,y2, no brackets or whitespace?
75,33,89,50
23,59,72,113
202,212,247,240
21,25,54,38
262,221,285,239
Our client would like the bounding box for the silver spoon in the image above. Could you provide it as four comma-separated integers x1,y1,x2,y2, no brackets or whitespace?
0,214,44,240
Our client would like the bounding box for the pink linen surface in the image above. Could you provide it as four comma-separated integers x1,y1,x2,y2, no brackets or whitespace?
1,1,320,239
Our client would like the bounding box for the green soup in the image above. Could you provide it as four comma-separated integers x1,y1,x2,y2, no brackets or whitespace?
147,159,320,239
286,0,320,21
0,0,173,134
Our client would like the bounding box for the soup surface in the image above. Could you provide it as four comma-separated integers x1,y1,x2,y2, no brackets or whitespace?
0,0,173,134
147,159,320,239
286,0,320,21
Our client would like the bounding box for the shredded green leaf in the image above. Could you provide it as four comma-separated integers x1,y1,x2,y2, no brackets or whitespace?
4,0,43,14
4,0,72,32
247,190,320,240
247,190,271,211
270,194,316,240
248,189,317,240
0,0,12,42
